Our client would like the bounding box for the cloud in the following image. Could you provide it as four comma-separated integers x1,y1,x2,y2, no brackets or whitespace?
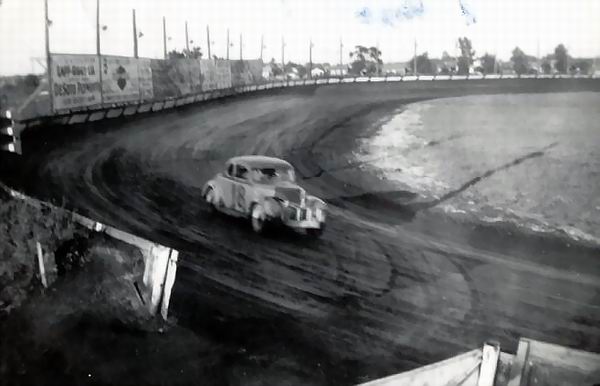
356,0,425,26
459,0,477,25
356,6,373,24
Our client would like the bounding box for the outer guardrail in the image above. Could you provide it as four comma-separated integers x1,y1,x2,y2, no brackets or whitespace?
4,72,599,155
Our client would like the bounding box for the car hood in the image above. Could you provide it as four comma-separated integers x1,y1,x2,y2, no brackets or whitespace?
274,183,305,205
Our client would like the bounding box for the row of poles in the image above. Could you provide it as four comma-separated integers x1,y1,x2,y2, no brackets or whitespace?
42,0,585,81
41,0,347,112
43,0,347,70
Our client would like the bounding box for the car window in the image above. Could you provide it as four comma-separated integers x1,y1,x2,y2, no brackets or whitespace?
252,167,295,184
226,163,234,177
235,165,249,180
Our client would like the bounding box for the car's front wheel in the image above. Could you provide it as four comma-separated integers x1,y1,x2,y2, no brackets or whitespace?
204,187,217,213
251,203,267,234
306,224,325,238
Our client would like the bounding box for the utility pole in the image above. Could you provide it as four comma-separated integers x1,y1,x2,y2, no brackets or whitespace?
226,29,230,60
96,0,103,105
185,21,190,53
339,38,343,67
413,38,417,75
493,51,498,74
239,33,243,60
132,9,138,58
260,34,264,61
281,36,285,68
162,17,167,59
309,39,313,79
44,0,53,112
96,0,101,55
376,39,381,74
206,25,211,59
536,38,540,72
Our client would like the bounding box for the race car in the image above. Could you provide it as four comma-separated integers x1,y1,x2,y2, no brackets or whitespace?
202,155,326,237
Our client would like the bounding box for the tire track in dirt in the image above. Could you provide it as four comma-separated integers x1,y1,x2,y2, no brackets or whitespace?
12,81,600,384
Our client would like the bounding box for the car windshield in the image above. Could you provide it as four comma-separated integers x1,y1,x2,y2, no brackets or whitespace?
252,167,295,184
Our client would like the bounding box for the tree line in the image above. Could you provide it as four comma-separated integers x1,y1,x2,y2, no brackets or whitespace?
346,38,593,76
167,38,594,79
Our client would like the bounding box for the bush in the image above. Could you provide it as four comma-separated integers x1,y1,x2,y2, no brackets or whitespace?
0,196,83,313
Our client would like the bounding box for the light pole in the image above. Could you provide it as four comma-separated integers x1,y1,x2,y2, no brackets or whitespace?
185,21,190,54
413,38,417,75
162,17,167,59
226,29,230,60
44,0,53,112
239,33,243,60
96,0,101,55
260,35,264,61
206,25,211,59
281,36,285,69
132,9,138,58
309,39,313,78
96,0,103,105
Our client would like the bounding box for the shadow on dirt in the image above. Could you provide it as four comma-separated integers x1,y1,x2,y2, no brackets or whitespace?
169,270,401,385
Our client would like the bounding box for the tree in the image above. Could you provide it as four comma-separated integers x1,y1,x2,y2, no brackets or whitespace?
480,53,496,74
168,46,203,59
457,37,475,75
284,62,307,78
439,51,456,74
511,47,529,75
167,50,185,59
554,44,568,73
410,52,435,75
269,59,283,76
541,61,552,74
348,45,383,76
572,60,592,75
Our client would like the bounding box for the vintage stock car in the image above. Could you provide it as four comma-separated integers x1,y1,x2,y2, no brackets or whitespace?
202,156,327,237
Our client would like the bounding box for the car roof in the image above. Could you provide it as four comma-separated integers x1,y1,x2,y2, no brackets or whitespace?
227,155,292,169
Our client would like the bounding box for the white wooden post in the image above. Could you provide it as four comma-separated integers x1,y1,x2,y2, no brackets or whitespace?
36,241,48,288
478,341,500,386
160,249,179,320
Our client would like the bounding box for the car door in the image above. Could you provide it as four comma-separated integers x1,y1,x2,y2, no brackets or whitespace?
217,162,236,209
231,163,251,214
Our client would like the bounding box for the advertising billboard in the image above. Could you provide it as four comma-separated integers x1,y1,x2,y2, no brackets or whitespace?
200,59,232,91
230,60,264,87
101,56,141,104
138,58,154,101
51,54,101,111
151,59,201,98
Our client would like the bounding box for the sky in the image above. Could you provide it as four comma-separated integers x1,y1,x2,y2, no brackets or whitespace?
0,0,598,75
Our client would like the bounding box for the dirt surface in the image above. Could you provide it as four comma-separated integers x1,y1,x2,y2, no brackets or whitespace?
0,236,222,386
2,79,600,385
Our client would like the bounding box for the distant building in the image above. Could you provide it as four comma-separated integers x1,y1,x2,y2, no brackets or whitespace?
262,65,273,79
310,67,325,78
439,57,458,74
498,61,516,74
382,62,410,75
328,64,347,76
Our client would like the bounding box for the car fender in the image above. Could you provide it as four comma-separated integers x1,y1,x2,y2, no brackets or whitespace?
203,180,224,205
307,195,327,209
262,196,284,219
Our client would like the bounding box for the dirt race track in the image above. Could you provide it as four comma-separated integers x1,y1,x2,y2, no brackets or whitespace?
5,79,600,384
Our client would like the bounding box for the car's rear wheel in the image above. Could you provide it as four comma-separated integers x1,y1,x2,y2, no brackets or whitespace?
251,204,267,234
